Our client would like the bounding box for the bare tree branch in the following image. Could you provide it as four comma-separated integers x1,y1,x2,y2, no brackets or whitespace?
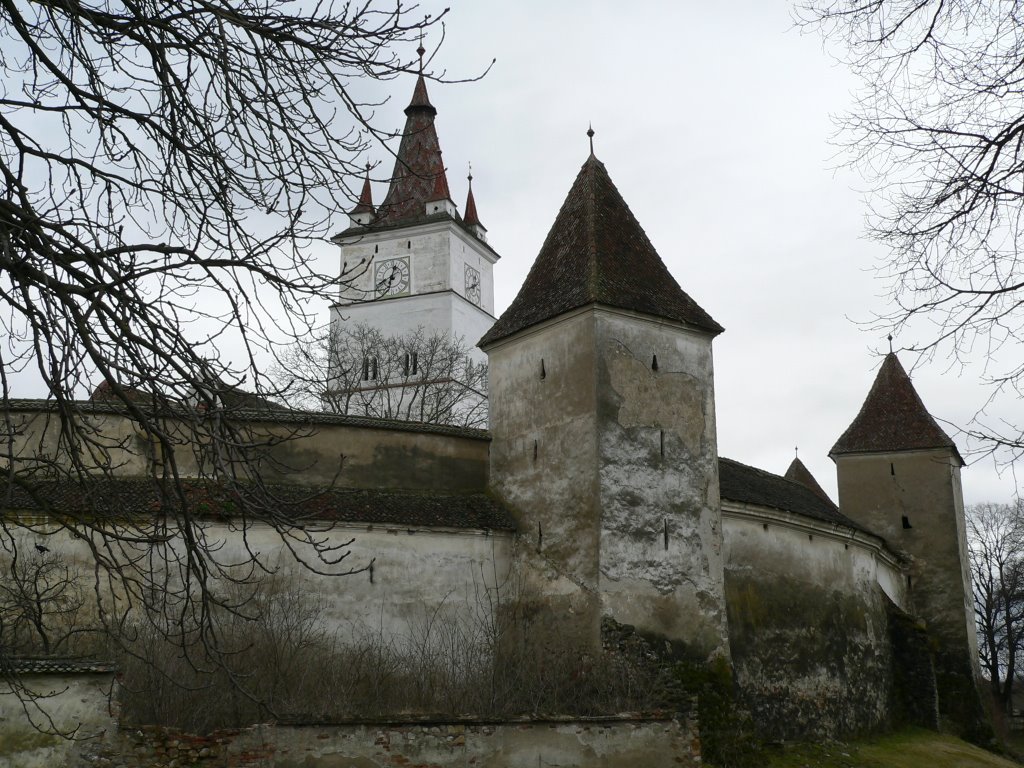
799,0,1024,454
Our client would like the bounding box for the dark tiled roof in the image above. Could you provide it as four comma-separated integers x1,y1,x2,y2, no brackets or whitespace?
372,75,452,228
479,154,722,347
90,380,151,403
1,398,490,440
3,657,117,675
719,457,867,532
783,457,835,506
830,353,961,462
1,478,515,531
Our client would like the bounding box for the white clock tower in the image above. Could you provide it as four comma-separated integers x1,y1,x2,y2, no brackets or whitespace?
329,69,500,365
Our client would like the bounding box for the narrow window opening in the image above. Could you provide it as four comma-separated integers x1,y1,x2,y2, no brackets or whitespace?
908,575,912,588
902,515,912,529
369,562,375,584
533,440,538,462
808,534,813,541
537,522,543,553
407,240,411,249
652,354,659,371
374,244,378,253
371,357,378,380
361,357,370,381
844,543,849,550
659,430,665,457
403,353,410,376
890,463,895,476
762,523,768,532
411,352,418,375
540,359,546,380
663,519,669,550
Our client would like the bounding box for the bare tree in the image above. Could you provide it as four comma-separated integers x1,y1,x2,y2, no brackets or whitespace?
799,1,1024,457
967,501,1024,718
0,547,92,656
272,323,489,428
0,0,475,716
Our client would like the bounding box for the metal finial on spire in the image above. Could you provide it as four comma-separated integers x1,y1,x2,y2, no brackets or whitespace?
467,161,473,184
417,30,426,71
587,123,595,155
795,446,799,459
887,334,893,353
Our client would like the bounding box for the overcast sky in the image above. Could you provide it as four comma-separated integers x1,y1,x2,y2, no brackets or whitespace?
349,0,1019,505
6,1,1017,505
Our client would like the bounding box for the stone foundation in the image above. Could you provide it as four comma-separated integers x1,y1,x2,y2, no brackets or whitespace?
14,715,700,767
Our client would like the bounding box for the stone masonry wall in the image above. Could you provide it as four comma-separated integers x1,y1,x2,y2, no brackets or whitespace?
54,716,700,768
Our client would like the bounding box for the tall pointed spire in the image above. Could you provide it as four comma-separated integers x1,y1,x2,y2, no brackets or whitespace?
375,67,450,226
830,353,962,462
481,153,722,347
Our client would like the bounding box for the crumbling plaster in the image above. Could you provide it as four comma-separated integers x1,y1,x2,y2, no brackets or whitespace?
595,309,727,659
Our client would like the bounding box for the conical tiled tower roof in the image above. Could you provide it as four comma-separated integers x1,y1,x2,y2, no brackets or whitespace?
374,74,451,227
464,172,482,228
350,168,375,216
784,456,836,507
830,353,962,462
480,154,722,346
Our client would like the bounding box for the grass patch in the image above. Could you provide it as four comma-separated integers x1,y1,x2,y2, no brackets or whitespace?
761,728,1021,768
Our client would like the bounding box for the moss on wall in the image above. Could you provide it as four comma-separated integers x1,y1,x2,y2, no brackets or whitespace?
725,574,892,740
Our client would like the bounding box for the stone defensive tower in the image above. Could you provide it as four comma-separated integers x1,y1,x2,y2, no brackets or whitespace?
830,352,986,737
481,149,729,659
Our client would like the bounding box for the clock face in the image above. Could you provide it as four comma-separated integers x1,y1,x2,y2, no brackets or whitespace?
375,258,410,296
464,265,481,306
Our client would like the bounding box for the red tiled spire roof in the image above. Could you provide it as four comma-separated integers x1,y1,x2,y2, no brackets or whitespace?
375,74,450,226
464,168,482,227
480,154,722,347
784,456,836,508
350,166,375,215
830,353,962,463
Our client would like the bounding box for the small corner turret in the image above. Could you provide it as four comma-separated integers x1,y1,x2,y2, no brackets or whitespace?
348,165,376,228
464,165,487,242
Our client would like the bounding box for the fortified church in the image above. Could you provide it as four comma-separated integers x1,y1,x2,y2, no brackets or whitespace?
325,70,986,738
1,68,988,748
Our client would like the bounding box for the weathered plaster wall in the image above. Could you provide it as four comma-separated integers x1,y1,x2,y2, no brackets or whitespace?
1,409,156,477
486,310,602,648
594,309,727,659
834,449,985,736
722,503,907,739
223,523,514,640
1,405,491,492
4,521,513,646
0,672,116,768
253,418,489,490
